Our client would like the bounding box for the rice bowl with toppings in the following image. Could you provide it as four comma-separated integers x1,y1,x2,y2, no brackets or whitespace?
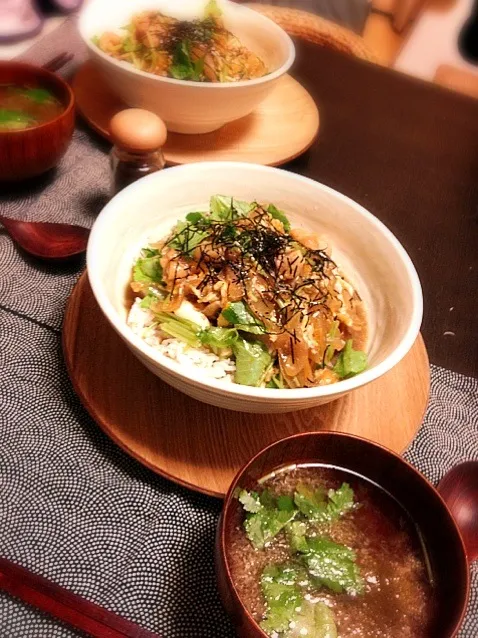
125,195,368,390
87,161,423,413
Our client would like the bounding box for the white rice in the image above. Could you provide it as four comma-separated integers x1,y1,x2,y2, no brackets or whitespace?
127,298,236,381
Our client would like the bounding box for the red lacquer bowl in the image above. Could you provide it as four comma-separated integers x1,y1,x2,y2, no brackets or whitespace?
216,432,470,638
0,61,75,181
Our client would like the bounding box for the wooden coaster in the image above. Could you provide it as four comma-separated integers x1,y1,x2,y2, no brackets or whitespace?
72,61,319,166
63,273,430,498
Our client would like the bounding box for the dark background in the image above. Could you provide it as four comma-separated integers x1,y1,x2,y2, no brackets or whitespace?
287,40,478,377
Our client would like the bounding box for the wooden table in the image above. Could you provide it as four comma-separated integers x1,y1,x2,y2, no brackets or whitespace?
288,40,478,377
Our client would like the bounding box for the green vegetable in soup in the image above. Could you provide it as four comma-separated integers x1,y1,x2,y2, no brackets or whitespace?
239,490,262,513
232,337,272,387
0,108,35,130
261,565,304,634
285,520,308,553
18,87,55,104
298,536,364,596
239,483,357,548
294,482,355,523
288,602,337,638
333,339,367,379
261,565,338,637
239,489,297,549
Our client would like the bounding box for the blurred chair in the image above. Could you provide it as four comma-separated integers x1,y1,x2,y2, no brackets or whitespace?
236,0,372,33
243,2,379,62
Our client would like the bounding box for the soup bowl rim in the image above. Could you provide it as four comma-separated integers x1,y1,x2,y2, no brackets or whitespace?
218,430,470,638
0,60,75,135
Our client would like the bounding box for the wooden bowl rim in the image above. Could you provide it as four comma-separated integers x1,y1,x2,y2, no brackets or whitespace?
0,60,75,135
219,430,471,638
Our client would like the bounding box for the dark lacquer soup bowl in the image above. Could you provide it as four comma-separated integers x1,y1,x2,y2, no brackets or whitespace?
216,432,469,638
0,61,75,181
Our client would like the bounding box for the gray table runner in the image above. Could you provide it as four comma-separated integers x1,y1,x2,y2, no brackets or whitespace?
1,18,477,637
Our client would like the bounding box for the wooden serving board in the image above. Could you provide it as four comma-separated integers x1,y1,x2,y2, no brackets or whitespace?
72,62,320,166
63,273,430,498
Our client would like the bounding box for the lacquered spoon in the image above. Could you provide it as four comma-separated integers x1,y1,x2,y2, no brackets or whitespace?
0,215,89,260
438,461,478,561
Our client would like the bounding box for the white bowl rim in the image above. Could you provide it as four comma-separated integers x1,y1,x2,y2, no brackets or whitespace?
78,0,296,89
87,161,423,402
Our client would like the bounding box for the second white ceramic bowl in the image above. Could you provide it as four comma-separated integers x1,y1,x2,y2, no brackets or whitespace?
87,162,423,414
78,0,295,134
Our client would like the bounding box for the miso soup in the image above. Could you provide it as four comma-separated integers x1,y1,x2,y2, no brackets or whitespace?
229,465,435,638
0,84,64,131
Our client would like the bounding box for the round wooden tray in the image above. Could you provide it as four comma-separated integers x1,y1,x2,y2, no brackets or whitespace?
63,273,430,498
72,62,319,167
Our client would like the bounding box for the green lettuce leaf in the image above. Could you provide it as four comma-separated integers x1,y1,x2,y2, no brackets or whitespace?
266,373,285,389
209,195,252,221
168,220,209,253
140,293,162,309
232,337,272,387
133,255,163,283
154,312,202,348
199,327,238,349
268,203,291,231
333,340,367,379
170,40,204,81
185,212,207,224
221,301,265,334
205,0,222,18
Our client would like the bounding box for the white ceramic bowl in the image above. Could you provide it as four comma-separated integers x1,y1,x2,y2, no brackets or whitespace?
87,162,423,413
78,0,295,134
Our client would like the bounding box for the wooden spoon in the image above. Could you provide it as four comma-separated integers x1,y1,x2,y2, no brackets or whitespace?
0,216,89,260
438,461,478,562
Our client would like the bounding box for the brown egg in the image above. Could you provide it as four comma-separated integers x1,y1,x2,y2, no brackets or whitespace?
110,108,168,152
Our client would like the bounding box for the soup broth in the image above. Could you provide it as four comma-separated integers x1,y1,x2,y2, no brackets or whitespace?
0,84,64,131
229,465,435,638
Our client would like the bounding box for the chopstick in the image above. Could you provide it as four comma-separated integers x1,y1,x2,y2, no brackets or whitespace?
0,557,161,638
42,52,74,73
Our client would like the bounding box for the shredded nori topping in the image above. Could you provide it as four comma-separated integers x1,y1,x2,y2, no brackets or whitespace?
164,205,337,341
